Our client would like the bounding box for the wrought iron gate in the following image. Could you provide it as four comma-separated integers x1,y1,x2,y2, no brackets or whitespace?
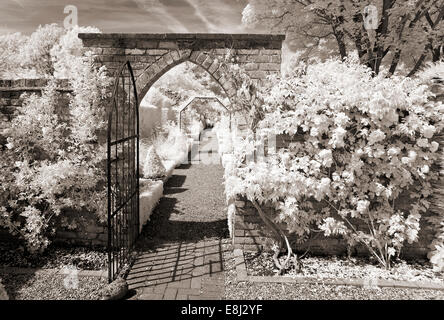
107,61,139,283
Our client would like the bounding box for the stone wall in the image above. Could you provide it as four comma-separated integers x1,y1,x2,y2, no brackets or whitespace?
233,196,435,259
0,79,72,145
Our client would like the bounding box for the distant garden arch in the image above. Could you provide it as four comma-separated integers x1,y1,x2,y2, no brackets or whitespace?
178,96,231,130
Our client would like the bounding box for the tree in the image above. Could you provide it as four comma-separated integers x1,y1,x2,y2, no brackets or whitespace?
0,32,28,78
242,0,443,76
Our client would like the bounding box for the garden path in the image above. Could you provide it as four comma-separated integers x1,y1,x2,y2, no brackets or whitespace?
126,130,230,300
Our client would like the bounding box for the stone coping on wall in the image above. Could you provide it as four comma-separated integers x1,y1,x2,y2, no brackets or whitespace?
79,33,286,41
233,249,444,291
79,33,286,50
0,79,72,91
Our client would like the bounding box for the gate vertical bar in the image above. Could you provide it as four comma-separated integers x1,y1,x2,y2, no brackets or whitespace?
107,61,140,283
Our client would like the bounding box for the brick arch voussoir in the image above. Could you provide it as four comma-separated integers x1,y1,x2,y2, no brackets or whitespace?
136,49,237,107
136,49,191,100
188,51,237,103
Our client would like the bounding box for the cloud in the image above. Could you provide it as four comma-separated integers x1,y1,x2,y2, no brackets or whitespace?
0,0,248,35
183,0,219,32
133,0,190,32
184,0,247,33
9,0,25,8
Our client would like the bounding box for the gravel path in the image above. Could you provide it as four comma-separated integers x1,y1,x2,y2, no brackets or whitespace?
127,131,229,300
137,131,228,246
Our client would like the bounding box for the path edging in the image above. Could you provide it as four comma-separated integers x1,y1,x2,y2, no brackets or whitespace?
233,249,444,291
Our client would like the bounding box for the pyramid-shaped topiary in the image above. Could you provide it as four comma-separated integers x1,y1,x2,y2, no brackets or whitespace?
142,145,166,179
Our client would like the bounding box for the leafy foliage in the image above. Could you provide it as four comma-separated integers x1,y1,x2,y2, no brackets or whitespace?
242,0,443,76
152,121,190,165
226,57,444,269
0,24,64,78
0,25,111,252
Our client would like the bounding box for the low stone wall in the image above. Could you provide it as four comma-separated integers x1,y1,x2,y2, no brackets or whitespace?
233,197,435,259
0,219,108,248
53,211,108,247
0,79,72,146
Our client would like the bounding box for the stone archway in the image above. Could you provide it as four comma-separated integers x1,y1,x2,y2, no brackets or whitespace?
78,33,285,105
77,33,286,299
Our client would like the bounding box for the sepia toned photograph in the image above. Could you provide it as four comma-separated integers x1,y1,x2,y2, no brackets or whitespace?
0,0,443,306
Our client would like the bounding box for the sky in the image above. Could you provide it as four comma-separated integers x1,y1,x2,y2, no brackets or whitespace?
0,0,256,35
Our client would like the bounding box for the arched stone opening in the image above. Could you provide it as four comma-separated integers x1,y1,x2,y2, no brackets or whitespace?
136,50,236,108
78,33,286,113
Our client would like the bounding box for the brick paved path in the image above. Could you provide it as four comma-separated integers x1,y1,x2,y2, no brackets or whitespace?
127,239,229,300
127,131,229,300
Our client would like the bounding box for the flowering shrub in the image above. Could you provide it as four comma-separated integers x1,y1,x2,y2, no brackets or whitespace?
0,32,28,78
418,61,444,272
0,25,111,252
50,26,101,79
227,57,444,269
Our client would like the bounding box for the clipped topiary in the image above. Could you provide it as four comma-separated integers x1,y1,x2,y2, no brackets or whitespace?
142,145,166,179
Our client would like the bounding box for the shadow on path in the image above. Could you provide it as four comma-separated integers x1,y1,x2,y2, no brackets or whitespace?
129,131,229,300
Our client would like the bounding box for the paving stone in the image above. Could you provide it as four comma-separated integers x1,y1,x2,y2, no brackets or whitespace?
191,277,202,289
139,293,164,300
188,295,207,300
167,278,192,289
153,283,168,293
129,240,226,300
177,288,202,296
163,288,178,300
142,287,155,294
